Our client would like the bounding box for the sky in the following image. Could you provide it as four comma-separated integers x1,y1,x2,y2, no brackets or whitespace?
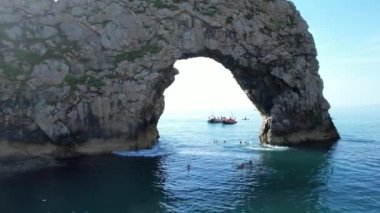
164,58,254,112
292,0,380,107
164,0,380,112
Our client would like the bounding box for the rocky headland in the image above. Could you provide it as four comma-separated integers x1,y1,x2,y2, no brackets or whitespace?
0,0,339,160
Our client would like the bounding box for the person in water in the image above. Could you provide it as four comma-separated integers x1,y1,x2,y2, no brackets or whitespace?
187,164,190,172
247,160,253,169
237,160,253,169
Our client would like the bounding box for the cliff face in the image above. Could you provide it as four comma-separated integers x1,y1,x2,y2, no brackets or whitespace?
0,0,339,157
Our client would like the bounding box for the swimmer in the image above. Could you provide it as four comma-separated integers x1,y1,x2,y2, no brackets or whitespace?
247,160,253,169
236,160,253,169
237,163,244,169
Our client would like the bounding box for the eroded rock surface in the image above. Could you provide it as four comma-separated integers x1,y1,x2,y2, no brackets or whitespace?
0,0,339,157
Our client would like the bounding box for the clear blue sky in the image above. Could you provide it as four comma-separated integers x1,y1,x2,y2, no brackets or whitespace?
292,0,380,107
164,0,380,111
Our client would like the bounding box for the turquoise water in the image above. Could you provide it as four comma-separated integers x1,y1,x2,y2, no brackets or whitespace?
1,107,380,212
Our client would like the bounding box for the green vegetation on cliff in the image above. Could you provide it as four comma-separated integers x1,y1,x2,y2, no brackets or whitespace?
64,74,105,95
114,44,161,63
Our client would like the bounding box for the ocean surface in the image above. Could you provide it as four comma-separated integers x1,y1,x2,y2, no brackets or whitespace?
1,107,380,212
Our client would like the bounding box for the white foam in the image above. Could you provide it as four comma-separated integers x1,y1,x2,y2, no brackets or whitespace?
246,144,289,151
178,149,232,157
113,145,172,157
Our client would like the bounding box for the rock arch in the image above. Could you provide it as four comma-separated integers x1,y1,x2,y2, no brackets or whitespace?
0,0,339,156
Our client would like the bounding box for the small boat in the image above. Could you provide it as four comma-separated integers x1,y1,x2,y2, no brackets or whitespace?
223,117,237,125
242,117,249,120
207,115,223,123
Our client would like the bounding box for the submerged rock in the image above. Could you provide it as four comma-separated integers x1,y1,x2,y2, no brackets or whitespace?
0,0,339,157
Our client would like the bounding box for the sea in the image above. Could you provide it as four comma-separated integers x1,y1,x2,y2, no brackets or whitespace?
0,106,379,212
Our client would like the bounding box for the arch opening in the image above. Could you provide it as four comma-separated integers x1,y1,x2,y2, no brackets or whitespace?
163,57,256,113
158,56,262,149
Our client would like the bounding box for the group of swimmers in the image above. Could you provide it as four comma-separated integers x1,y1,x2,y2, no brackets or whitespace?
212,140,250,145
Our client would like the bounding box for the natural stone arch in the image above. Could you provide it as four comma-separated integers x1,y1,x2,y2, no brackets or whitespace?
0,0,339,157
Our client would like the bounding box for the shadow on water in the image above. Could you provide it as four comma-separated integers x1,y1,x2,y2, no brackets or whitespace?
235,145,336,212
0,154,168,213
288,140,339,151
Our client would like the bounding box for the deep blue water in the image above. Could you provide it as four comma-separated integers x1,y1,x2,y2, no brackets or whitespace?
1,107,380,212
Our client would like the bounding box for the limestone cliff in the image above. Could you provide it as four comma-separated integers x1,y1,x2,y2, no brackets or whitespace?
0,0,339,157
